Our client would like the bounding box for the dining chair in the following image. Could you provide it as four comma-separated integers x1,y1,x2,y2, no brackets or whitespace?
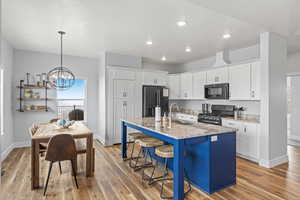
43,134,79,196
29,123,63,174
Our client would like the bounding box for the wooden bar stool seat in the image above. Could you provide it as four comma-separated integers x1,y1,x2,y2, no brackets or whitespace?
155,145,173,158
128,132,148,140
135,137,164,180
127,132,150,169
136,137,164,147
150,144,192,199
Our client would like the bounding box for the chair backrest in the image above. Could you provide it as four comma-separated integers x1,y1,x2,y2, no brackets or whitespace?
28,124,38,137
69,109,84,121
45,134,77,162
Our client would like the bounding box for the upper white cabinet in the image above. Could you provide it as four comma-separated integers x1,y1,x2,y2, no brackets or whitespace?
251,61,260,100
206,67,228,84
229,63,252,100
192,71,206,99
168,74,181,99
228,61,260,100
180,73,193,99
143,71,168,86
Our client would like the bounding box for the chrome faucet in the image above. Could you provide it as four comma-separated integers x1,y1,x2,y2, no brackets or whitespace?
168,103,179,128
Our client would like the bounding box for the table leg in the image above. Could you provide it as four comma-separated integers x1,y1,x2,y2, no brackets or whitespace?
173,139,184,200
86,134,93,177
121,121,127,159
31,140,40,189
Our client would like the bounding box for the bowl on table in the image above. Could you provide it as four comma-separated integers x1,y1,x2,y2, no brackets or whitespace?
56,120,75,129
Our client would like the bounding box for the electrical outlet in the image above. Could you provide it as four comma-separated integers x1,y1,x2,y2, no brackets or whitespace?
211,136,218,142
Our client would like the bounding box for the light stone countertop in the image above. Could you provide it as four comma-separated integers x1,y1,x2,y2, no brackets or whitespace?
222,116,260,124
122,117,235,139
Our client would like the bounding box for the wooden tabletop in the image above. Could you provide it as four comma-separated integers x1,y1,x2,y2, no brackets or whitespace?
32,121,93,140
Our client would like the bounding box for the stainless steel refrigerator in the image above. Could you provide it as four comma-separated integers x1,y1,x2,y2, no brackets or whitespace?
142,86,169,117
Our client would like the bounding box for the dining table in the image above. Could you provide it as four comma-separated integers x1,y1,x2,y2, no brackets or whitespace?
30,121,94,190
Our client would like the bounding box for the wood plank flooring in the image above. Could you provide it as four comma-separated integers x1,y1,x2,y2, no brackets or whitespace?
1,141,300,200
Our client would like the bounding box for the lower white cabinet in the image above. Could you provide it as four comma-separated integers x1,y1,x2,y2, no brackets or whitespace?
222,119,259,162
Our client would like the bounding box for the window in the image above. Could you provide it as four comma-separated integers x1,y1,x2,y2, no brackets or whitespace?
56,79,87,121
0,69,3,135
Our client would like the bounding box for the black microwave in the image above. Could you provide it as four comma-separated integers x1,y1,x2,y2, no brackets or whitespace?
205,83,229,99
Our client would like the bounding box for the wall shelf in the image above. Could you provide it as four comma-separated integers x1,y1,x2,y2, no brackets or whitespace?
17,80,50,112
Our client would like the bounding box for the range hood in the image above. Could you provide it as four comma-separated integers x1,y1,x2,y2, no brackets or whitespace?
213,51,230,67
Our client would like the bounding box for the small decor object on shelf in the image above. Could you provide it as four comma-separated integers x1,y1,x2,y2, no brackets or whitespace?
24,89,33,99
33,92,40,99
47,31,75,90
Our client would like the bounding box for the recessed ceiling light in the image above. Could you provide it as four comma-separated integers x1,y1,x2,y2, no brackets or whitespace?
223,33,231,39
177,20,187,27
146,40,153,45
185,46,191,52
161,56,166,61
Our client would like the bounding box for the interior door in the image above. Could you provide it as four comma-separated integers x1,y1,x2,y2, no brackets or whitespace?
113,79,135,143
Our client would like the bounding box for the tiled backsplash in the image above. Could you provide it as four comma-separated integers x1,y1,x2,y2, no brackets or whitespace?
170,100,261,116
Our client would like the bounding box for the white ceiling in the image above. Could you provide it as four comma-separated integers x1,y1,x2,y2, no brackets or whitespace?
2,0,299,63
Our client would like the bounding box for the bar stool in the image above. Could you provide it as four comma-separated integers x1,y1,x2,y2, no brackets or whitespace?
135,137,164,172
127,132,150,169
151,144,192,199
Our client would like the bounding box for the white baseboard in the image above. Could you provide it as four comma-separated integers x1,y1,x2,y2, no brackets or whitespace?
259,154,289,168
1,143,15,162
288,139,300,147
1,141,31,162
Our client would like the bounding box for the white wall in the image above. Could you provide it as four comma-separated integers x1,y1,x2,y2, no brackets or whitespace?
13,50,99,143
174,45,259,73
0,39,14,157
287,52,300,74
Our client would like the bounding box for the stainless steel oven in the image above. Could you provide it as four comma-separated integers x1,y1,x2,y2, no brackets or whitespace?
205,83,229,99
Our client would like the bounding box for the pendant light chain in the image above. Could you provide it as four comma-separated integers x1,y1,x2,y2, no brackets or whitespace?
47,31,75,89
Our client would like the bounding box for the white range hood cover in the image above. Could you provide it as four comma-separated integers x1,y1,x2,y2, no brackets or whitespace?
213,51,230,67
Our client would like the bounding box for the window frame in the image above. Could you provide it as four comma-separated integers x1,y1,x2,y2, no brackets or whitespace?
56,77,88,123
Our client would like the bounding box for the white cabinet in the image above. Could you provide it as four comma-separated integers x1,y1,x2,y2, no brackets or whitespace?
180,73,193,99
106,68,142,145
206,67,228,84
251,61,260,100
192,71,206,99
222,119,259,162
168,74,181,99
143,71,167,86
229,63,252,100
228,61,260,100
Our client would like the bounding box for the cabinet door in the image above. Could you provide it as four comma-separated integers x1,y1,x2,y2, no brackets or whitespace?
229,64,251,100
222,120,243,154
143,71,167,86
180,73,193,99
207,67,228,84
242,123,259,159
114,79,135,99
251,61,260,100
113,79,136,143
192,72,206,99
168,74,181,99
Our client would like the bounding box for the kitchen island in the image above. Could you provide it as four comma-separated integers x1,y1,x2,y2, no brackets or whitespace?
121,118,236,200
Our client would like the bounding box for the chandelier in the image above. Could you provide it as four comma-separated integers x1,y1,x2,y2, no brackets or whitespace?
47,31,75,89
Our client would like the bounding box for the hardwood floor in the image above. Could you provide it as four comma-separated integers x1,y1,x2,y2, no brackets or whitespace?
1,141,300,200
